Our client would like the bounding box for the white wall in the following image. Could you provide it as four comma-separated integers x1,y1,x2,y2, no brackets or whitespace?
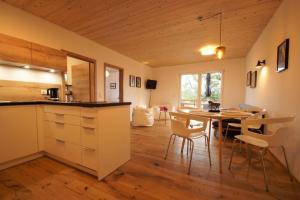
245,0,300,181
151,58,246,108
0,1,153,108
0,65,61,84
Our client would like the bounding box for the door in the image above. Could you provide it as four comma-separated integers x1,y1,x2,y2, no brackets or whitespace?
180,72,222,108
71,62,91,101
104,63,123,102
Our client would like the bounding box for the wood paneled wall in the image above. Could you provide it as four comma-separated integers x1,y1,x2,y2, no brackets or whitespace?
0,80,61,101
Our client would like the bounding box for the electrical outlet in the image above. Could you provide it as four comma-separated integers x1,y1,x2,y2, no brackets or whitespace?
41,89,47,95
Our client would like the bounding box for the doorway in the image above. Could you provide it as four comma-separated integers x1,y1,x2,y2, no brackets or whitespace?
63,50,96,102
104,63,123,102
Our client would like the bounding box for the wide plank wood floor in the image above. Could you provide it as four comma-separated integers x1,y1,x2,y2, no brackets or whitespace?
1,121,300,200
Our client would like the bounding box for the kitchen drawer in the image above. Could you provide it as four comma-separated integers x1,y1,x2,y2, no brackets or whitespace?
44,106,80,116
81,108,97,118
81,126,97,149
45,137,66,159
81,116,97,128
52,122,80,145
65,143,81,164
52,113,80,125
81,147,97,170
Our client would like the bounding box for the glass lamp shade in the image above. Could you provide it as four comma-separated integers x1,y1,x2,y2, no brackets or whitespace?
216,46,226,59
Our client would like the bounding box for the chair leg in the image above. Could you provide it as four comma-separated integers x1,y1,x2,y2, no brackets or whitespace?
224,124,229,144
259,149,269,192
247,144,252,178
172,135,176,144
281,146,293,182
186,139,189,155
188,139,195,174
164,134,175,160
181,138,185,154
206,136,212,166
158,112,161,121
229,139,237,169
164,111,167,124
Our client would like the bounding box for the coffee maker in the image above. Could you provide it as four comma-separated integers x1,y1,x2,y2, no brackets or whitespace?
47,88,59,101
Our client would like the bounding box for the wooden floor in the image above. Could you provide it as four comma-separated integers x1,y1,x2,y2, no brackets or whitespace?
1,121,300,200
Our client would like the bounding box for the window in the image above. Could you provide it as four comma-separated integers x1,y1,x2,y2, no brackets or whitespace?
180,72,222,108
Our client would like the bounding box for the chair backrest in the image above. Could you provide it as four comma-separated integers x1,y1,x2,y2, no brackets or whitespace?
241,116,295,147
169,112,209,137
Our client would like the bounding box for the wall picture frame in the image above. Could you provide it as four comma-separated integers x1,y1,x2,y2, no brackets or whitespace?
250,71,257,88
129,75,135,87
136,76,141,88
110,82,116,89
277,38,289,72
246,71,252,86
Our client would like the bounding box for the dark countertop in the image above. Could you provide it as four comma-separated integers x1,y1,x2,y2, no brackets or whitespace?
0,101,131,107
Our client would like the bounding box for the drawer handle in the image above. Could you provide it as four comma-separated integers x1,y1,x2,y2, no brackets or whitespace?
83,147,96,152
56,138,65,143
55,121,65,125
82,116,95,119
82,126,95,130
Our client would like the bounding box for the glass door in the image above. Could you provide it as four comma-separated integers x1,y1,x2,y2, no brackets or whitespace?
200,72,222,109
180,72,222,108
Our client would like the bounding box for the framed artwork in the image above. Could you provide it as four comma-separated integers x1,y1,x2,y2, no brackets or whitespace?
246,71,252,86
136,76,141,88
250,71,257,88
110,82,116,89
277,38,289,72
129,75,135,87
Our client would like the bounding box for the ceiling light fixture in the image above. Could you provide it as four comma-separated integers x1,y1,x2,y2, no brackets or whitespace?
49,69,55,73
24,65,30,69
199,45,218,56
198,12,226,59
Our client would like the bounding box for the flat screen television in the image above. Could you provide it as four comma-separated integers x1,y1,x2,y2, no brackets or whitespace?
146,79,157,89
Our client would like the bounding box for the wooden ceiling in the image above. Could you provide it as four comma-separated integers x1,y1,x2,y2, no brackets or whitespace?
3,0,282,67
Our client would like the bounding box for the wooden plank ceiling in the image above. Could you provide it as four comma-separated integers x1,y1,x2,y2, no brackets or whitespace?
2,0,282,67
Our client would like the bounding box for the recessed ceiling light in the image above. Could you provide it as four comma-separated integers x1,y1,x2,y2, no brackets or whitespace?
199,45,218,56
143,61,149,65
49,69,55,73
24,65,30,69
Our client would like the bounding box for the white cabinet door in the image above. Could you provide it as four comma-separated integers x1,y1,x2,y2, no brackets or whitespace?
0,106,38,163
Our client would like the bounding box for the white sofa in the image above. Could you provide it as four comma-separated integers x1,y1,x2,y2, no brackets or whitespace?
132,106,154,126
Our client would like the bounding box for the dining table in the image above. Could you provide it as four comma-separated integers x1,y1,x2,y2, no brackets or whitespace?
177,108,253,173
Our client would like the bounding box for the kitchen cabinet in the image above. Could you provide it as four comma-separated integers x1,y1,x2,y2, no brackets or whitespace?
0,33,31,64
0,106,38,163
31,43,67,71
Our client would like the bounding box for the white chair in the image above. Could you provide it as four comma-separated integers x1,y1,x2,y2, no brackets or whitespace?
228,116,295,192
164,112,211,174
224,111,265,144
132,106,154,126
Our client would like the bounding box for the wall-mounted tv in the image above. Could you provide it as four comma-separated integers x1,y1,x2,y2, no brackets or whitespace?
146,79,157,89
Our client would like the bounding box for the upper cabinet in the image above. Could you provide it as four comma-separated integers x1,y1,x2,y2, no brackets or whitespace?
0,33,67,72
31,43,67,71
0,33,31,64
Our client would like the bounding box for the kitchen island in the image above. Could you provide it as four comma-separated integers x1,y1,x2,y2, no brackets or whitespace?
0,101,131,180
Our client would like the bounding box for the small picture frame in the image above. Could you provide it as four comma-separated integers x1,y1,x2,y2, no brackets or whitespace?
250,71,257,88
246,71,252,86
136,76,141,88
129,75,135,87
277,38,289,72
110,82,116,89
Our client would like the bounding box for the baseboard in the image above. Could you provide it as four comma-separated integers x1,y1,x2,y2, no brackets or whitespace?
0,152,44,171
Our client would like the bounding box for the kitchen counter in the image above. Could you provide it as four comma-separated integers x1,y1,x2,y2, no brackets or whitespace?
0,101,131,107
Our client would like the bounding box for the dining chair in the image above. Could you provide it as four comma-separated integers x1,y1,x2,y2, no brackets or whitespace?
228,116,295,191
224,111,265,144
164,112,211,174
